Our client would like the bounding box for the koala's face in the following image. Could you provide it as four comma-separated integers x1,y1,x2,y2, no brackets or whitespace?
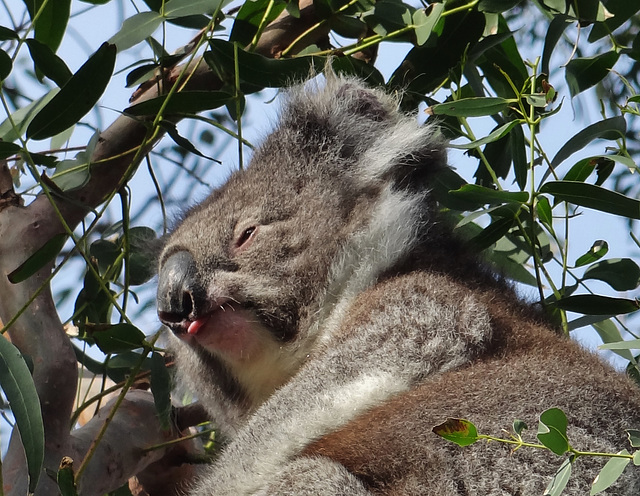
157,77,445,405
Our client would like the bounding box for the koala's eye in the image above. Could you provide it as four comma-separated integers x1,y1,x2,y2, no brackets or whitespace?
233,226,257,253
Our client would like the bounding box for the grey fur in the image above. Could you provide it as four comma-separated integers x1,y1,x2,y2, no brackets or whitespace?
157,74,640,495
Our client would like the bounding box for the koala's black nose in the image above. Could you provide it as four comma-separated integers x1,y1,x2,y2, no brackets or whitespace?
157,251,206,329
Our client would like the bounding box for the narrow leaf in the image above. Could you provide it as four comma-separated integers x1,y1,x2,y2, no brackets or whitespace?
469,217,515,251
165,0,231,17
550,117,626,168
24,0,71,53
450,121,521,150
540,181,640,219
413,3,444,46
150,352,172,431
0,142,21,160
25,38,72,87
590,451,630,495
592,319,634,361
428,97,511,117
27,43,116,140
544,458,573,496
8,233,67,283
108,12,163,52
554,295,639,315
432,418,479,447
599,339,640,351
450,184,529,204
125,90,233,116
57,456,78,496
0,335,45,492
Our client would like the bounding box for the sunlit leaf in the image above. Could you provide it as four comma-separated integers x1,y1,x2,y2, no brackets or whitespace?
449,121,521,149
590,451,630,495
432,418,479,447
574,240,608,267
544,457,573,496
413,3,443,46
108,11,163,52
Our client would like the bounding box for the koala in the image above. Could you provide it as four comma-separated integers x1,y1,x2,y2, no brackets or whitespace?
156,74,640,495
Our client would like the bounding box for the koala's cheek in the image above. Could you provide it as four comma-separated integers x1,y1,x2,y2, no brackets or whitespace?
189,309,268,363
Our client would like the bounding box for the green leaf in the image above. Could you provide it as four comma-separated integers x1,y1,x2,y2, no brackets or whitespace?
469,216,515,251
564,155,636,183
540,181,640,219
150,352,173,431
206,40,326,88
92,323,147,354
125,90,234,116
449,184,529,204
164,0,230,17
0,142,21,159
428,97,511,117
634,451,640,466
592,319,634,361
0,335,45,492
0,49,11,81
513,419,527,436
626,429,640,448
554,295,639,316
8,233,67,283
413,3,444,46
566,51,620,98
108,12,163,52
599,339,640,351
537,408,569,456
590,451,630,495
574,240,608,267
510,123,528,190
229,0,287,46
588,0,640,43
550,117,626,168
478,0,524,12
25,39,72,87
544,457,573,496
27,43,116,141
57,457,78,496
432,418,479,447
23,0,71,53
0,26,19,41
449,121,521,150
583,258,640,291
0,89,58,142
542,15,572,75
536,195,554,233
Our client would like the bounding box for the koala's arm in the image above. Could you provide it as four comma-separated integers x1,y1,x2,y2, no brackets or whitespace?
191,273,492,495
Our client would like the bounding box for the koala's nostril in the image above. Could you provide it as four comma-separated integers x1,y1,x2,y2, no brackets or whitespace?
157,251,205,328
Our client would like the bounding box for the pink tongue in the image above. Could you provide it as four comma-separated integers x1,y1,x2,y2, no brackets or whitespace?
187,317,208,335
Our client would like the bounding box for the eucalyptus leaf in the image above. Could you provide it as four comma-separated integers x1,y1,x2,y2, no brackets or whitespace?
574,240,608,267
92,323,147,354
537,407,569,456
590,452,630,495
0,336,45,492
432,418,479,447
25,38,72,87
108,12,163,52
554,295,639,315
540,181,640,219
125,90,234,116
550,117,626,168
27,43,116,140
544,458,572,496
8,233,68,283
566,51,620,98
582,258,640,291
429,97,511,117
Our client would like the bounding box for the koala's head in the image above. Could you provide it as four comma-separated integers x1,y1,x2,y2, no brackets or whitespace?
157,75,446,412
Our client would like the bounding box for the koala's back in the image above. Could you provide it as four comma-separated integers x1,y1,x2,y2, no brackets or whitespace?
304,329,640,495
